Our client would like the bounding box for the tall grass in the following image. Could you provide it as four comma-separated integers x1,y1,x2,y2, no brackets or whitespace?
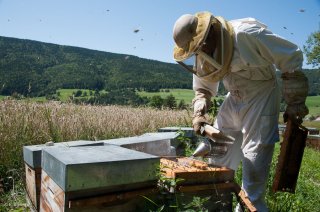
0,100,191,181
0,99,192,210
266,144,320,211
234,142,320,211
1,99,319,211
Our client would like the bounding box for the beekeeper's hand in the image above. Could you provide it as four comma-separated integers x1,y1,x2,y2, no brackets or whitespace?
283,104,309,125
282,71,309,125
192,115,210,135
192,89,212,134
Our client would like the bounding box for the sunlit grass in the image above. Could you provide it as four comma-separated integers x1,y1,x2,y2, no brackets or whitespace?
234,142,320,211
0,100,191,171
306,96,320,107
138,89,224,105
0,99,319,211
0,100,192,210
138,89,195,103
266,144,320,211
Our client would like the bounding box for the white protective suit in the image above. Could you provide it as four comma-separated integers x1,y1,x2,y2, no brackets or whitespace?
193,18,303,211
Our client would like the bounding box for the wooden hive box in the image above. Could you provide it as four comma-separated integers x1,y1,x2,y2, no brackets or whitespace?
39,145,160,211
25,163,42,210
160,157,257,212
160,157,234,185
23,140,105,210
160,157,234,211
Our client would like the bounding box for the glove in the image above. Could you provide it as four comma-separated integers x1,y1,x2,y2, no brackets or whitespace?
282,71,309,125
192,115,210,135
283,104,309,125
192,88,212,134
192,88,212,116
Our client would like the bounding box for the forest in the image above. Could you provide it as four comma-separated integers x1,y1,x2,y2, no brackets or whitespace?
0,35,319,100
0,36,192,97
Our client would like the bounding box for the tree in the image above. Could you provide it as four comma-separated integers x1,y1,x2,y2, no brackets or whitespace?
74,90,82,97
303,30,320,68
163,94,177,109
178,99,187,110
149,95,164,109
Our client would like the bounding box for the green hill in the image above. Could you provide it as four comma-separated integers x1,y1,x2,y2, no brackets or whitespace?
0,36,192,96
0,36,319,97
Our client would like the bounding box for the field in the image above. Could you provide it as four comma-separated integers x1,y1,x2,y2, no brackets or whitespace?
56,88,107,102
139,89,320,117
306,95,320,106
138,89,225,105
2,89,319,117
0,99,319,211
0,100,192,210
138,89,195,103
305,95,320,116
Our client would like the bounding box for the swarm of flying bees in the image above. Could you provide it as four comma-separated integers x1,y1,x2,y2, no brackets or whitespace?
281,9,308,35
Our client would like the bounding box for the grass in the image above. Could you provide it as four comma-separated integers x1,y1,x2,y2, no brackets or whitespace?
0,92,319,211
266,143,320,211
306,95,320,107
138,89,225,105
305,96,320,116
29,96,47,102
0,100,191,169
139,89,320,116
303,120,320,129
233,142,320,211
2,88,320,117
138,89,195,103
0,100,192,210
56,88,102,102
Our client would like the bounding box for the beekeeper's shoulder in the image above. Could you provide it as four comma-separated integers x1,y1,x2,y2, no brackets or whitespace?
230,17,267,37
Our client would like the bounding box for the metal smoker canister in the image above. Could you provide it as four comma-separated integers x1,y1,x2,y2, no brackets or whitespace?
193,139,232,158
192,124,235,158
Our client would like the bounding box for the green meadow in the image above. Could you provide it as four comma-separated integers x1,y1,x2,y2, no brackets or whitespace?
137,89,195,103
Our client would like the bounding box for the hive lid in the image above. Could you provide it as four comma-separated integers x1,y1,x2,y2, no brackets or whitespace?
42,145,160,192
23,140,104,168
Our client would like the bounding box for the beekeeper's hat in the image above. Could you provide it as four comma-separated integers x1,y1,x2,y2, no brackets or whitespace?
173,12,212,61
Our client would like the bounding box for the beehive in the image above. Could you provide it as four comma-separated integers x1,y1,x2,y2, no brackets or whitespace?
23,140,105,210
160,157,234,184
158,157,234,211
39,145,159,211
103,132,179,156
159,157,257,212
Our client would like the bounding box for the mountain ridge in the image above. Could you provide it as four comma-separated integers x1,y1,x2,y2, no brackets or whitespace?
0,36,319,97
0,35,192,96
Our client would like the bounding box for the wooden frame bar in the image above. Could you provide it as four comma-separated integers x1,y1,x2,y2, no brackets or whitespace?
272,120,308,193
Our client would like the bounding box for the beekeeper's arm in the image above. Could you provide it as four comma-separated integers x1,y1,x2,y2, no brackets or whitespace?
192,74,219,134
238,28,308,124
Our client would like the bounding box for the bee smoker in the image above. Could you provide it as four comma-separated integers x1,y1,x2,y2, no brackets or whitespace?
192,124,235,158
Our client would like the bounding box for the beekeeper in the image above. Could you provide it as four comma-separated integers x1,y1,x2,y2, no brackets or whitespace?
172,11,308,211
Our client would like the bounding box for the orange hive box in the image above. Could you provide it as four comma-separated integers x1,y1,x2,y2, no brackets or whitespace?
160,157,234,185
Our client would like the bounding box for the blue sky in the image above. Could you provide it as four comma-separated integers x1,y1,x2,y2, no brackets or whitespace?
0,0,319,68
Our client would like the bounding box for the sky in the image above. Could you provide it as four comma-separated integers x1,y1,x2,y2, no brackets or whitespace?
0,0,319,68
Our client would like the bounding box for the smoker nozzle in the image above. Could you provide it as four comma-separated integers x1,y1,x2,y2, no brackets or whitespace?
192,140,211,157
192,139,232,158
